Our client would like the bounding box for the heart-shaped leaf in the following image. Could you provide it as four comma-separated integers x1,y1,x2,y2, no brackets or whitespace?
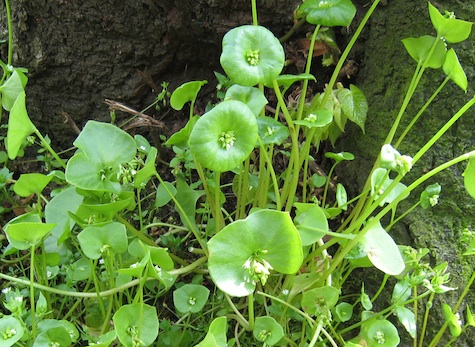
428,2,472,43
298,0,356,27
402,35,447,69
13,173,53,197
220,25,284,86
208,209,303,297
5,213,55,250
0,70,27,111
189,100,258,172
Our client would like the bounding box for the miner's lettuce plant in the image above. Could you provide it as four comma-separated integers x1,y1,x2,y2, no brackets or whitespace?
1,0,475,346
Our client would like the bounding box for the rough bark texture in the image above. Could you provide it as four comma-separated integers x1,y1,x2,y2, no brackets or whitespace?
1,0,475,344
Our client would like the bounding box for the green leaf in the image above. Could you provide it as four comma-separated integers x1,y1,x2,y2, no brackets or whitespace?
257,116,289,145
173,284,210,313
336,183,348,210
293,203,328,246
208,209,303,297
165,116,199,148
5,219,55,250
113,303,159,347
33,327,71,347
443,49,468,91
325,151,354,163
466,306,475,327
442,303,462,337
360,221,405,276
0,316,24,347
134,147,158,188
65,121,137,193
77,222,128,259
66,257,92,281
155,181,177,208
224,85,268,116
88,331,117,347
428,2,472,43
420,183,441,209
335,302,353,322
45,187,83,243
395,306,416,338
189,100,258,172
0,70,27,111
253,316,284,346
276,73,316,90
6,90,36,160
402,35,446,69
301,286,340,316
294,109,333,128
37,319,79,344
220,25,285,86
371,168,409,206
13,173,53,197
299,0,356,27
337,84,367,133
195,317,227,347
360,319,400,347
170,80,207,111
463,154,475,199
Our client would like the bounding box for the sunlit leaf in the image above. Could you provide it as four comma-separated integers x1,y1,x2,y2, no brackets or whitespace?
428,2,472,43
13,173,53,197
463,154,475,199
402,35,446,68
170,80,207,111
395,306,416,338
224,85,268,116
337,84,367,133
443,49,468,91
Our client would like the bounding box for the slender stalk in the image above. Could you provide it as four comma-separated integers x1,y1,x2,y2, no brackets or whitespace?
251,0,258,26
419,292,435,347
29,245,37,340
5,0,13,66
248,293,255,331
34,128,67,169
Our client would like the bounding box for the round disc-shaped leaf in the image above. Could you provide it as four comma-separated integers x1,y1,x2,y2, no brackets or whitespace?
299,0,356,27
335,302,353,322
360,319,400,347
0,316,24,346
113,303,159,347
294,203,328,246
207,209,303,297
294,109,333,128
257,117,289,145
77,222,128,259
220,25,284,86
173,284,210,313
253,316,284,345
189,100,258,172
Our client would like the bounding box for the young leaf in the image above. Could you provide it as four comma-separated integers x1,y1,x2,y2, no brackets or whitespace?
0,70,27,111
336,183,348,210
276,73,316,90
360,319,400,347
335,302,353,322
371,168,409,206
253,316,284,346
220,25,285,86
463,154,475,199
6,90,37,160
113,303,159,347
195,316,227,347
443,49,468,91
189,100,258,172
170,80,207,111
6,221,55,250
360,221,405,276
402,35,446,69
301,286,340,316
299,0,356,27
428,2,472,43
207,209,303,297
294,109,333,128
325,151,354,163
224,85,268,116
442,303,462,337
173,284,210,313
337,84,367,133
420,183,441,209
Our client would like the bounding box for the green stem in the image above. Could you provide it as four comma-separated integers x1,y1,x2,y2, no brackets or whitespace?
251,0,258,26
308,323,322,347
258,138,281,210
29,245,37,340
115,213,155,247
322,162,337,207
34,128,67,169
225,294,249,330
248,293,255,331
419,292,435,347
5,0,13,66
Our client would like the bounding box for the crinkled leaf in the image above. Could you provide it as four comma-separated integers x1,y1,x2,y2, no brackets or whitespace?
189,100,258,172
170,80,207,110
299,0,356,27
257,116,289,145
220,25,284,86
402,35,446,69
361,221,405,276
443,49,468,91
224,85,268,116
428,2,472,43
